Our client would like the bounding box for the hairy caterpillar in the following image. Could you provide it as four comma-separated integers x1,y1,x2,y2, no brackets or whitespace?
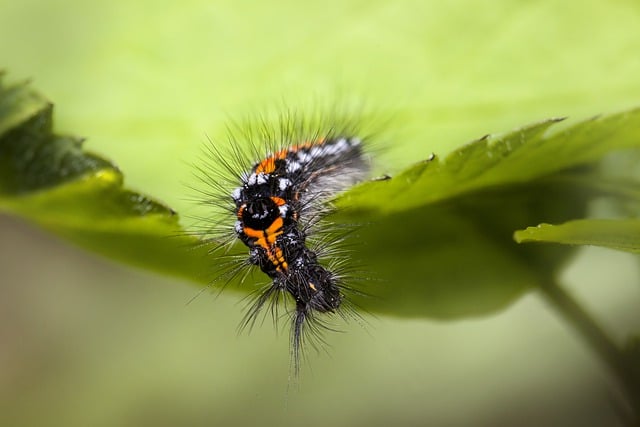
194,112,372,374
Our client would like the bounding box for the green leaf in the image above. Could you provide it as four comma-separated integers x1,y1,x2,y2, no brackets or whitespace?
514,219,640,254
0,77,209,280
1,76,639,320
335,112,640,318
337,110,640,216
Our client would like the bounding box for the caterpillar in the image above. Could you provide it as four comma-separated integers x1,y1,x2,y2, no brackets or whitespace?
195,112,372,375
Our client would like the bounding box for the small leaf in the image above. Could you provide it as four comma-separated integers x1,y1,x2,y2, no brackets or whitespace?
514,219,640,253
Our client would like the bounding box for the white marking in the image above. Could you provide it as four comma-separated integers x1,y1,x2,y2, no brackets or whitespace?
278,178,291,191
286,161,302,173
321,138,348,156
256,173,268,185
234,220,243,234
279,205,288,217
297,152,312,163
335,138,349,151
323,144,338,155
231,187,242,201
309,146,323,157
248,172,268,185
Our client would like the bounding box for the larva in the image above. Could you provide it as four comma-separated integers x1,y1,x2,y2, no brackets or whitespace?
195,112,371,374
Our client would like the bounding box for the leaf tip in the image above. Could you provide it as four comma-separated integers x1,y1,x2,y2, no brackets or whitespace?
513,223,552,244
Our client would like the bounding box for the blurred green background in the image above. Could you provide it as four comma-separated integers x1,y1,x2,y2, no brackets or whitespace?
2,0,640,426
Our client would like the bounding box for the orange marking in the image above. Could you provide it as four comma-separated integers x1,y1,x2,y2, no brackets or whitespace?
266,216,284,239
254,140,326,173
271,196,285,206
243,227,263,240
254,147,289,173
242,216,288,271
255,156,277,174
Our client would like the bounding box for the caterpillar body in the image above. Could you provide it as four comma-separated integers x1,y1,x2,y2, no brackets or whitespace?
197,115,371,374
